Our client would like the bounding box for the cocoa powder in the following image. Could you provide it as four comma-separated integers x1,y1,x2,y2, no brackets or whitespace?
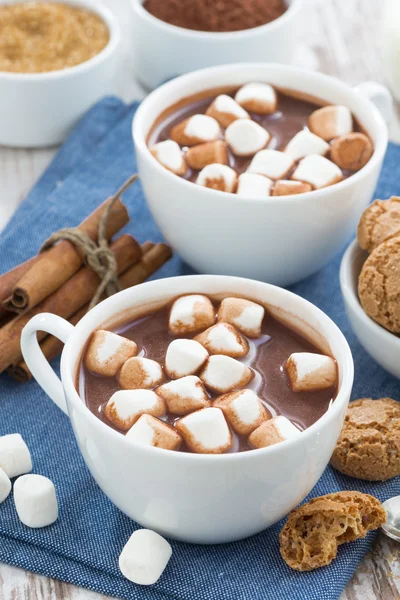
142,0,288,33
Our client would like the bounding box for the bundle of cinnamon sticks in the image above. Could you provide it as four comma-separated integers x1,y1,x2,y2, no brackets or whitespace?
0,186,172,383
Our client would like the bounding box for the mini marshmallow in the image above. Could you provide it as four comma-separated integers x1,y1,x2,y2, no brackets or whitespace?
169,294,215,335
195,323,249,358
308,105,353,141
0,433,32,478
149,140,187,176
119,529,172,586
329,132,373,171
225,119,270,157
157,376,211,415
247,149,294,181
14,474,58,528
235,83,278,114
119,357,164,390
272,180,312,196
104,390,166,431
286,352,337,392
185,140,228,171
165,339,209,379
196,164,238,192
214,389,271,436
84,330,137,377
249,416,301,449
126,414,182,450
175,407,232,454
206,94,250,128
236,173,273,198
0,468,11,503
284,130,330,161
218,297,265,338
170,114,221,146
291,154,343,189
199,355,254,394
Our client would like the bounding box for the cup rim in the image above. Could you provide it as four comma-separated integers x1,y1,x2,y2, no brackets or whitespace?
132,62,388,204
0,0,121,81
61,274,354,463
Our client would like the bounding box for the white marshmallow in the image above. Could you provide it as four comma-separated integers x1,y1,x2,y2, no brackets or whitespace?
286,352,337,392
157,375,210,415
126,414,182,450
84,330,137,377
149,140,187,176
176,407,232,454
0,468,11,503
195,323,249,358
284,130,330,161
309,105,353,141
225,120,270,157
119,529,172,585
196,164,238,193
0,433,32,479
235,83,278,114
185,114,220,142
218,297,265,338
248,149,294,180
206,94,250,127
291,154,343,189
119,357,164,390
236,173,273,198
214,389,270,436
169,294,215,335
199,355,253,394
104,390,166,431
14,474,58,528
165,339,209,379
249,416,301,449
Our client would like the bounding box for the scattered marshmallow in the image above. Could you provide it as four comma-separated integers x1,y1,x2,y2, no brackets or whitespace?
119,357,164,390
225,119,270,157
199,355,253,394
126,414,182,450
249,416,301,449
196,163,238,192
214,389,271,436
206,94,250,128
119,529,172,586
291,154,343,189
218,297,265,338
169,294,215,335
284,129,329,161
272,180,312,196
329,132,373,171
195,323,249,358
84,330,137,377
286,352,337,392
104,390,166,431
170,114,221,146
14,474,58,528
308,105,353,141
235,83,278,114
0,468,11,503
236,173,273,198
175,407,232,454
0,433,32,479
157,376,210,415
149,140,187,176
247,149,294,180
185,140,228,171
165,339,209,379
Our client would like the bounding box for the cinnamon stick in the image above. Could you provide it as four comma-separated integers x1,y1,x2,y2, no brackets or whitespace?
3,197,129,315
0,256,39,319
0,234,141,374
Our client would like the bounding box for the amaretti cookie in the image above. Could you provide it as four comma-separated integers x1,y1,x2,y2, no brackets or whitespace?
357,196,400,253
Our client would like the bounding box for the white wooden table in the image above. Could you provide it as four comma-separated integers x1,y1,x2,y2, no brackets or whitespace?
1,1,400,598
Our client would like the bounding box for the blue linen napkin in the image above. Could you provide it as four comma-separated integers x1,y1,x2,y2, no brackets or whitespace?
0,97,399,600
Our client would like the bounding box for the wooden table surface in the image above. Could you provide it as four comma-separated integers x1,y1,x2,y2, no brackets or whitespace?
1,0,400,598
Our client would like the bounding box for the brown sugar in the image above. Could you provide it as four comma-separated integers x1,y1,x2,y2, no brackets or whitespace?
0,2,110,74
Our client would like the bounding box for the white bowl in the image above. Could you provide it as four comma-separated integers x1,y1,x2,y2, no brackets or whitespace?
340,239,400,379
21,275,354,544
0,0,121,148
133,63,389,286
131,0,303,90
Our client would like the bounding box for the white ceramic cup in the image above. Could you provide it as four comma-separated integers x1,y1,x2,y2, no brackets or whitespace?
0,0,121,148
131,0,304,90
21,275,353,544
133,63,391,286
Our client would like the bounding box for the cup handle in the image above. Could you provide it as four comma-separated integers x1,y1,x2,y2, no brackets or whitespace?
354,81,393,125
21,313,75,415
